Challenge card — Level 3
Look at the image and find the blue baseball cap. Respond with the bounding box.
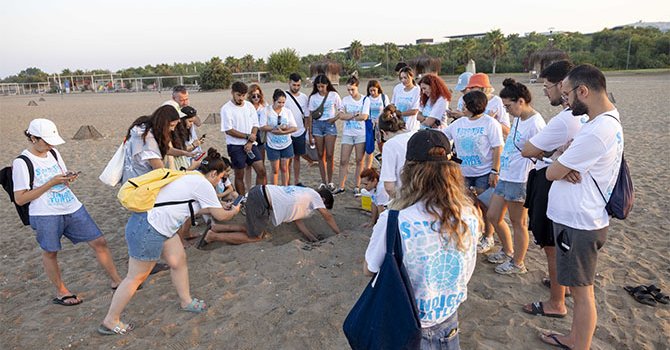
[454,72,474,92]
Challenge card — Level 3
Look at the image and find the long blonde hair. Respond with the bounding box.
[390,148,480,251]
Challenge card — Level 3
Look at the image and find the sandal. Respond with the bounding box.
[180,298,207,313]
[196,221,212,250]
[97,322,134,335]
[52,295,82,306]
[646,285,670,304]
[522,301,567,318]
[540,333,572,349]
[624,285,657,306]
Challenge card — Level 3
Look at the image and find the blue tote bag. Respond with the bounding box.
[343,210,421,350]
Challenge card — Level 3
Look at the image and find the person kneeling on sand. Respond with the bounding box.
[199,185,340,246]
[98,148,238,335]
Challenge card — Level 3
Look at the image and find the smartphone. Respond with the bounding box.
[232,195,246,206]
[194,152,206,161]
[66,171,82,177]
[200,133,207,140]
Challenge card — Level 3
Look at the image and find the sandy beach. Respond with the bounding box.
[0,72,669,349]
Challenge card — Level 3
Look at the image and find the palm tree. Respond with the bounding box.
[455,39,477,65]
[486,29,507,74]
[348,40,364,62]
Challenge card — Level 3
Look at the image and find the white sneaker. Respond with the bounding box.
[327,183,336,192]
[477,236,495,254]
[318,183,327,190]
[495,260,528,275]
[487,250,512,264]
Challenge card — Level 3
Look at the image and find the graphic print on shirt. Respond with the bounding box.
[34,163,76,205]
[395,95,415,125]
[399,215,479,322]
[344,101,364,132]
[266,113,291,145]
[500,124,522,171]
[455,127,487,167]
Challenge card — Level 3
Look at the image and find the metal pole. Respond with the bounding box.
[625,34,632,70]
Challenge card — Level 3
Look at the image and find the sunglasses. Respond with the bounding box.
[250,94,261,99]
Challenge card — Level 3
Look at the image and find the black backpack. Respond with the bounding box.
[0,150,58,225]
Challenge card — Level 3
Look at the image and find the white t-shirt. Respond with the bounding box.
[529,108,587,169]
[284,91,309,137]
[12,149,82,216]
[547,110,624,230]
[122,126,162,183]
[362,94,389,123]
[148,174,222,237]
[216,178,233,195]
[341,95,366,137]
[221,100,259,146]
[420,96,449,130]
[371,182,390,206]
[444,115,504,177]
[456,95,465,112]
[308,91,342,122]
[391,84,421,131]
[486,95,511,128]
[266,185,326,226]
[380,131,416,190]
[499,113,546,183]
[260,106,297,150]
[365,204,480,327]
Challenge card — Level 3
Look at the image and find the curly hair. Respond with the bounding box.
[418,73,452,107]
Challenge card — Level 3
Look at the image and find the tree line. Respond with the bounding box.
[3,26,668,90]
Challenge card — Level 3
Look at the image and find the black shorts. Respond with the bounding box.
[227,144,262,169]
[525,168,554,247]
[291,131,307,156]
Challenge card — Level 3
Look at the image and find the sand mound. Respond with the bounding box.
[27,100,38,106]
[203,113,220,124]
[72,125,103,140]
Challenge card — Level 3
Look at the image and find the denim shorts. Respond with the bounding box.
[421,311,460,349]
[266,145,295,161]
[227,144,262,169]
[464,174,490,192]
[30,205,102,252]
[312,119,338,137]
[494,180,527,202]
[291,132,306,156]
[341,134,366,145]
[125,212,168,261]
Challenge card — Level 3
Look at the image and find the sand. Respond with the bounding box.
[0,72,669,349]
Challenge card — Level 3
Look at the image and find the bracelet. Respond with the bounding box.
[490,170,499,175]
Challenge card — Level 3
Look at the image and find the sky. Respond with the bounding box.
[1,0,668,79]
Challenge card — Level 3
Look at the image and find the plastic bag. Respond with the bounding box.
[99,141,126,186]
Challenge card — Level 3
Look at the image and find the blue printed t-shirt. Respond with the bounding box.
[365,203,480,327]
[362,94,388,123]
[340,95,366,137]
[12,149,82,216]
[499,113,545,183]
[444,115,504,177]
[308,91,342,122]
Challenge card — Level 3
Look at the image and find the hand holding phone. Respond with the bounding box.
[194,152,206,161]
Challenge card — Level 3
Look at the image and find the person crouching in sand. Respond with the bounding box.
[198,185,340,246]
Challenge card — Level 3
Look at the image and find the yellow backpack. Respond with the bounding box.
[117,169,203,224]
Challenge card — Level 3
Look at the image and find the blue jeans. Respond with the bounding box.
[420,312,460,350]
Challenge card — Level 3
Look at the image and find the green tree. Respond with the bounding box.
[267,48,301,80]
[348,40,364,62]
[486,29,507,74]
[240,54,256,72]
[199,56,232,90]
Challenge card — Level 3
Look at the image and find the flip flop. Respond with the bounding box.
[112,283,143,291]
[624,285,657,306]
[522,301,567,318]
[542,277,572,297]
[52,295,82,306]
[97,322,134,335]
[646,285,669,304]
[149,262,170,275]
[540,333,572,349]
[196,221,212,250]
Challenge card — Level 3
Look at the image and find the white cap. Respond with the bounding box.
[27,119,65,145]
[161,100,186,118]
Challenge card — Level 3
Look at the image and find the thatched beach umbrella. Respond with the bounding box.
[408,55,441,76]
[529,47,569,76]
[309,60,342,85]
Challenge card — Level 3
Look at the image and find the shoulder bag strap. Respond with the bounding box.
[154,199,197,225]
[588,113,619,204]
[385,210,402,259]
[16,155,35,190]
[286,91,305,117]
